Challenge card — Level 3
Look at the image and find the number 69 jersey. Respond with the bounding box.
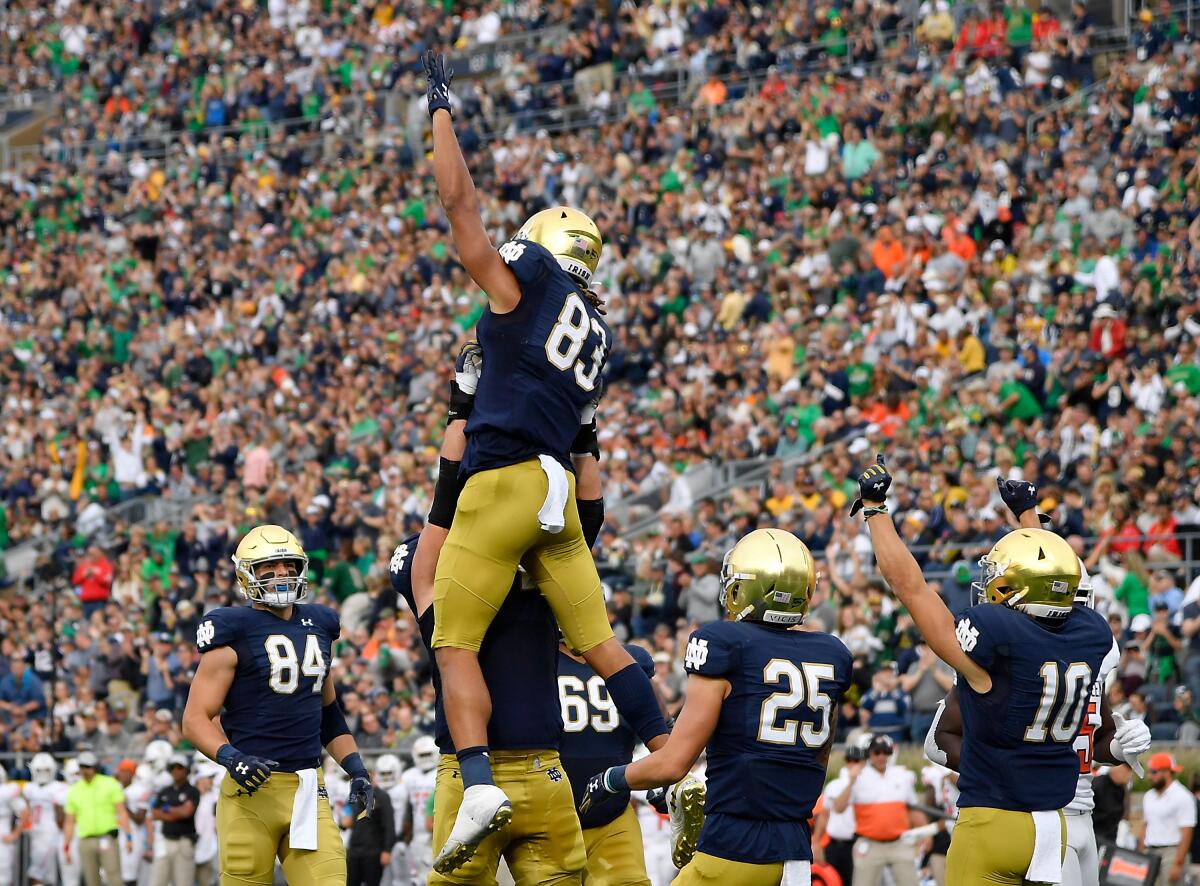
[463,237,611,477]
[953,603,1118,812]
[683,621,852,865]
[558,644,656,830]
[195,603,339,772]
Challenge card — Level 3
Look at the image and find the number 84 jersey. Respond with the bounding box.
[464,238,611,477]
[953,603,1118,812]
[195,603,339,772]
[683,621,852,865]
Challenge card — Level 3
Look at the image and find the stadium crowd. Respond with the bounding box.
[1,0,1200,880]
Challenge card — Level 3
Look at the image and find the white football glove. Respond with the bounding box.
[1109,712,1150,777]
[900,823,940,845]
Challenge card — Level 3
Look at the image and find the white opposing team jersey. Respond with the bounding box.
[921,764,960,833]
[0,784,25,836]
[1066,642,1121,813]
[125,780,154,817]
[398,768,436,840]
[385,783,407,833]
[23,781,67,835]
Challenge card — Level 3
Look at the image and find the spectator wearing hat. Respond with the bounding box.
[148,754,199,886]
[63,750,133,886]
[1142,752,1196,885]
[832,734,921,886]
[142,634,181,712]
[0,655,46,723]
[860,663,911,742]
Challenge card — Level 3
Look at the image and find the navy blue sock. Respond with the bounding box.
[456,746,494,789]
[605,662,669,746]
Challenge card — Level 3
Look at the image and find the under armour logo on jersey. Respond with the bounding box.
[196,621,215,648]
[547,767,563,782]
[236,763,249,775]
[301,618,314,627]
[684,637,709,670]
[955,618,980,653]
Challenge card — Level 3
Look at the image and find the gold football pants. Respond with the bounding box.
[216,771,345,885]
[946,807,1067,885]
[674,851,784,885]
[582,804,651,886]
[429,750,586,886]
[431,459,614,655]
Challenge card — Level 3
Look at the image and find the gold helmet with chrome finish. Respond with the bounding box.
[516,206,603,288]
[720,528,817,625]
[232,524,309,607]
[974,528,1080,620]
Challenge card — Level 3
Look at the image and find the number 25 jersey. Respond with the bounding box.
[464,238,611,476]
[683,621,852,864]
[954,603,1118,812]
[195,603,339,771]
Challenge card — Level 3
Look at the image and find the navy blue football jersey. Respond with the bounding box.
[389,535,561,753]
[954,603,1118,811]
[558,644,655,830]
[683,621,852,865]
[195,603,338,771]
[463,239,611,476]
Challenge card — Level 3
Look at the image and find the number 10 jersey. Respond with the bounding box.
[682,620,852,865]
[953,602,1118,812]
[195,603,339,771]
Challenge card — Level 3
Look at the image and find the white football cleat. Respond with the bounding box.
[433,783,512,874]
[667,772,706,869]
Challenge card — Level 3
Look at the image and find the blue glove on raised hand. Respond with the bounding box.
[997,478,1051,523]
[215,744,276,795]
[423,50,453,119]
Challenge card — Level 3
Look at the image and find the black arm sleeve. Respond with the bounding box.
[578,497,605,549]
[427,458,466,529]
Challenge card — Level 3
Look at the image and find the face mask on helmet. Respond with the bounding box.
[412,738,439,772]
[30,753,57,785]
[236,554,309,607]
[375,754,401,789]
[972,529,1077,622]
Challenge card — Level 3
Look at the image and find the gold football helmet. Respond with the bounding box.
[720,528,817,625]
[974,528,1079,620]
[516,206,603,288]
[232,524,309,607]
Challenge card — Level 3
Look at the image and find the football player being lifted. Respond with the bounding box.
[925,479,1151,886]
[581,529,853,886]
[182,525,376,885]
[422,51,668,873]
[855,456,1123,884]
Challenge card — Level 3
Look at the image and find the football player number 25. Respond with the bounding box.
[1025,661,1092,742]
[558,674,620,733]
[544,292,608,392]
[265,634,327,695]
[758,659,835,748]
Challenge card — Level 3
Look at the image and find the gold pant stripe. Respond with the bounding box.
[431,460,613,654]
[946,807,1066,886]
[429,751,586,885]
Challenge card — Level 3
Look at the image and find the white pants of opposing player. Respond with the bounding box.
[28,834,59,884]
[58,836,81,886]
[1061,811,1099,886]
[0,840,14,886]
[120,827,146,884]
[408,835,433,885]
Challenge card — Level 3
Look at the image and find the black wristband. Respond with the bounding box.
[570,421,599,460]
[428,458,465,529]
[446,380,474,426]
[578,497,605,549]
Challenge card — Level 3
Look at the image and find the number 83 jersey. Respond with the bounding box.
[464,238,612,477]
[683,621,852,865]
[195,603,339,772]
[953,603,1118,812]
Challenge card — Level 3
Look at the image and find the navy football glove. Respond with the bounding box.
[646,787,669,816]
[996,478,1051,523]
[341,752,376,820]
[579,766,627,816]
[423,50,453,119]
[215,744,276,795]
[850,454,892,516]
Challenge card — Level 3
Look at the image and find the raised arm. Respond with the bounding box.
[424,52,521,314]
[854,456,992,694]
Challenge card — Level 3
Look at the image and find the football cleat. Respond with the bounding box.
[666,772,706,869]
[454,340,483,396]
[433,783,512,874]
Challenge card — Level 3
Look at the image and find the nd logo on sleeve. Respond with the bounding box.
[955,618,979,653]
[685,638,709,669]
[197,621,216,648]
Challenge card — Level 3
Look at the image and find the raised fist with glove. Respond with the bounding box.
[850,454,892,517]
